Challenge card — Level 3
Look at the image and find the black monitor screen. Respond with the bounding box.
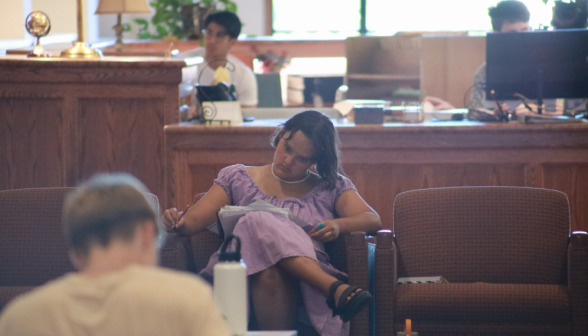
[486,29,588,101]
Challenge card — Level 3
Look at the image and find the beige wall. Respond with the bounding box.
[32,0,76,35]
[0,0,30,39]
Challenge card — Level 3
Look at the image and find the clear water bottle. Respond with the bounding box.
[214,235,247,335]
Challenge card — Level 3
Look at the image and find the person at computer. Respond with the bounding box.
[162,110,381,336]
[179,11,258,108]
[0,174,231,336]
[425,0,530,114]
[426,0,587,117]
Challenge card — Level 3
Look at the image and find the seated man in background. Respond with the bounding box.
[426,0,587,116]
[179,11,258,108]
[0,174,230,336]
[425,0,530,113]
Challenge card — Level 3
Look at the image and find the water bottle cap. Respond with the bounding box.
[218,251,241,262]
[218,235,242,262]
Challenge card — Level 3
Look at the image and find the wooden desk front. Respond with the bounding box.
[0,56,184,199]
[164,121,588,231]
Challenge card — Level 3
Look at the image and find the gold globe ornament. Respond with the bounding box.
[25,11,52,58]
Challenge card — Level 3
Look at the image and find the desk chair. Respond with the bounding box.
[375,187,588,336]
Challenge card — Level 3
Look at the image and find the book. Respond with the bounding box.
[209,199,308,240]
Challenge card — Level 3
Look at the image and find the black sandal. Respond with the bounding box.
[326,280,373,322]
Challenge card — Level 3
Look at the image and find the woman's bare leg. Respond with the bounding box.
[251,265,300,330]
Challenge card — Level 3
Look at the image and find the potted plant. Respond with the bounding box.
[132,0,237,40]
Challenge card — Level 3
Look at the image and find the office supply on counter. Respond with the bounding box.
[201,101,242,125]
[354,105,384,124]
[517,112,586,124]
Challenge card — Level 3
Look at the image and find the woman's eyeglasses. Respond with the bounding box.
[202,29,230,40]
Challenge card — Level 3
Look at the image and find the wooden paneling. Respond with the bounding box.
[78,98,166,196]
[165,122,588,232]
[0,56,184,200]
[0,98,65,189]
[421,35,486,108]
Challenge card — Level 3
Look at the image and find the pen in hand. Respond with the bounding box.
[173,204,191,230]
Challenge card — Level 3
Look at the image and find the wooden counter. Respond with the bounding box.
[0,56,185,199]
[165,120,588,231]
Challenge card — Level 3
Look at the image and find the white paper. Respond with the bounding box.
[210,199,308,240]
[202,101,242,125]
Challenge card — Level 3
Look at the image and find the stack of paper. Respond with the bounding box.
[210,199,308,240]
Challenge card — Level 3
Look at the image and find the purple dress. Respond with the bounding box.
[200,164,356,336]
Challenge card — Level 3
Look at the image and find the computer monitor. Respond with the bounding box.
[486,29,588,108]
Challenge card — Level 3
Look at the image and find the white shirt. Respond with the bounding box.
[179,48,258,106]
[0,265,231,336]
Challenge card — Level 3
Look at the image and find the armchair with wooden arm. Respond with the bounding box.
[159,194,373,336]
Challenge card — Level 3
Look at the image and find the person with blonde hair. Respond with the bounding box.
[0,173,230,336]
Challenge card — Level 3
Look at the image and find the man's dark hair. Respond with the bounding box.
[63,173,159,257]
[205,11,241,39]
[271,110,342,189]
[489,1,531,31]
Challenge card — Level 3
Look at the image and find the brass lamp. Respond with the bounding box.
[61,0,102,58]
[95,0,152,51]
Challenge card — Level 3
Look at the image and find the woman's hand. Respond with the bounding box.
[162,207,186,232]
[308,220,341,243]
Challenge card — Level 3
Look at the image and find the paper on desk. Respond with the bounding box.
[210,199,308,240]
[333,101,355,117]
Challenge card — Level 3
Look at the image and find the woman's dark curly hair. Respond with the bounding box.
[271,110,342,189]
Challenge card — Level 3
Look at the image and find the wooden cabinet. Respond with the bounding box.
[420,35,486,108]
[0,56,184,200]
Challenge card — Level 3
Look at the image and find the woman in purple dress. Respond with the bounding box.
[162,110,382,336]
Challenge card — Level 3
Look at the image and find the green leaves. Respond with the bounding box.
[224,1,237,12]
[129,0,237,40]
[156,24,169,36]
[134,18,149,25]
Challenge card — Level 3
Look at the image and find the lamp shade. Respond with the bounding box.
[95,0,151,14]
